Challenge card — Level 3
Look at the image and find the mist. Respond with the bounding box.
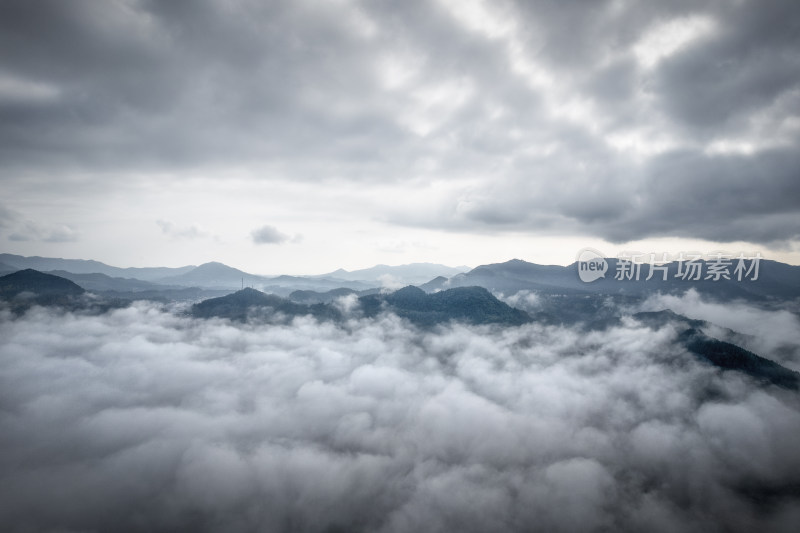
[1,301,800,532]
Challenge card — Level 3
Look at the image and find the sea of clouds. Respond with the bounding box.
[1,296,800,533]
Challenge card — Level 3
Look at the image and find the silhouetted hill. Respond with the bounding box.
[0,269,85,298]
[191,288,340,322]
[359,286,531,327]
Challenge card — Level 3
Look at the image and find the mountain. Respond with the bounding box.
[0,254,380,295]
[681,328,799,390]
[191,285,530,327]
[359,285,531,327]
[158,263,376,292]
[317,263,470,284]
[447,258,800,302]
[0,269,85,298]
[4,254,797,304]
[0,253,195,281]
[290,287,357,303]
[158,261,263,289]
[633,310,799,390]
[0,269,96,313]
[448,259,590,294]
[419,276,449,293]
[191,287,340,322]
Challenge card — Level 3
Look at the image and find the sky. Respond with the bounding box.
[1,0,799,274]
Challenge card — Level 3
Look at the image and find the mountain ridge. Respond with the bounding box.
[2,254,798,303]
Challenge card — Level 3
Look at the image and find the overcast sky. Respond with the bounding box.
[1,0,799,273]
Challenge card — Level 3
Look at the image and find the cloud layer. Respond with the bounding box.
[1,301,800,532]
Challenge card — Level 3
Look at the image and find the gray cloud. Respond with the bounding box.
[156,219,210,240]
[251,225,290,245]
[652,0,800,132]
[0,204,18,229]
[1,300,799,532]
[0,0,798,246]
[426,146,800,244]
[12,223,79,243]
[0,203,79,243]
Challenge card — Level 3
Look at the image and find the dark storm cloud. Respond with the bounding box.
[0,0,402,173]
[653,0,800,133]
[1,0,799,244]
[1,300,800,532]
[428,145,800,244]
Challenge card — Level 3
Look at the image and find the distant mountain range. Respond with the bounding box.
[45,270,177,292]
[0,253,195,280]
[1,253,798,305]
[0,254,466,292]
[446,258,800,302]
[3,267,798,389]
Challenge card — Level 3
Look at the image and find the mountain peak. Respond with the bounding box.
[195,261,241,271]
